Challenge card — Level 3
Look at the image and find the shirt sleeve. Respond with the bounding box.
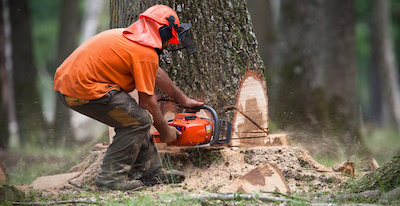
[132,60,158,95]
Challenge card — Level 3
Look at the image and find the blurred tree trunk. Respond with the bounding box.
[110,0,265,119]
[53,0,79,145]
[0,0,9,148]
[80,0,105,43]
[9,0,47,145]
[371,0,400,131]
[246,0,278,92]
[272,0,361,155]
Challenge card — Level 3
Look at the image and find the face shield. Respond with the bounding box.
[177,23,196,55]
[166,23,196,55]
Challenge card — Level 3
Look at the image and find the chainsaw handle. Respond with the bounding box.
[186,105,221,145]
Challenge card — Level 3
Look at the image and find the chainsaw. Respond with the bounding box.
[153,105,232,147]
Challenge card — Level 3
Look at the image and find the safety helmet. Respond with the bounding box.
[140,5,180,44]
[123,5,196,54]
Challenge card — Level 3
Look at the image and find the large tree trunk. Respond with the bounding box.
[371,0,400,131]
[53,0,80,145]
[271,0,360,155]
[110,0,265,120]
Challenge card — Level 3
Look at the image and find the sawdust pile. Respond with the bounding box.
[25,144,349,197]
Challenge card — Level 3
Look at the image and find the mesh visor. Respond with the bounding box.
[177,23,196,54]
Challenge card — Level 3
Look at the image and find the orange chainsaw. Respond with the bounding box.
[153,105,232,147]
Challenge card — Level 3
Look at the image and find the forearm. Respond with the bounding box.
[155,67,187,104]
[138,92,169,135]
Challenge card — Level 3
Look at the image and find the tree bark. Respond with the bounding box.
[53,0,80,145]
[371,0,400,131]
[110,0,265,119]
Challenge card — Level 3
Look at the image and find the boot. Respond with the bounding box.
[95,177,144,191]
[95,162,144,191]
[140,168,185,186]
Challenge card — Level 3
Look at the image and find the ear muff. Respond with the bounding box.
[159,15,178,42]
[159,25,173,42]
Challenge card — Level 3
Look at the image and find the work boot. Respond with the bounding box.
[140,168,185,186]
[95,162,144,191]
[95,177,144,191]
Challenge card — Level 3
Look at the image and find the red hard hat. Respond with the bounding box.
[139,5,180,44]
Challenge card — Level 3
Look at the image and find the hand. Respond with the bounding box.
[180,97,204,108]
[160,125,181,143]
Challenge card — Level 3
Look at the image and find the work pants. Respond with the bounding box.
[57,90,162,184]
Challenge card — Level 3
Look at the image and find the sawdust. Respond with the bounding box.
[22,144,350,199]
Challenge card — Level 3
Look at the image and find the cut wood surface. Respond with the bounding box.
[218,162,290,194]
[231,72,269,147]
[30,172,80,190]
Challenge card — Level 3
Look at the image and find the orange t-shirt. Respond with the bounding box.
[53,28,159,100]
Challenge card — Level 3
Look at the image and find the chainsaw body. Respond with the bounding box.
[153,105,231,146]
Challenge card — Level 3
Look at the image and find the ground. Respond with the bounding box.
[1,137,398,205]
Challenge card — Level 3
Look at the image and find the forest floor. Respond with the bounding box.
[1,133,398,205]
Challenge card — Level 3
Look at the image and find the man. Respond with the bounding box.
[53,5,203,190]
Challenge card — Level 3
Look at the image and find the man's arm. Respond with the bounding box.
[138,92,179,143]
[156,67,203,107]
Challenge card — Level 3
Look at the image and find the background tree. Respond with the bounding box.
[110,0,265,120]
[251,0,361,156]
[52,0,80,145]
[0,0,8,148]
[370,0,400,131]
[9,0,47,145]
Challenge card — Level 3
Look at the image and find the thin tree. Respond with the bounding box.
[371,0,400,131]
[53,0,80,145]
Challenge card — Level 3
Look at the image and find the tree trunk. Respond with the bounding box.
[110,0,265,120]
[371,0,400,131]
[0,0,8,148]
[272,0,360,155]
[80,0,105,43]
[53,0,80,145]
[9,0,47,145]
[246,0,279,86]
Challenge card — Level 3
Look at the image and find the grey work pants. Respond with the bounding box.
[57,90,162,184]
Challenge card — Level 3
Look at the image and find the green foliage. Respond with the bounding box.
[29,0,61,72]
[347,153,400,193]
[7,144,86,185]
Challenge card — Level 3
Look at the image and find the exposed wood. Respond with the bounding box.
[360,157,379,171]
[332,160,355,176]
[231,72,268,148]
[265,133,289,146]
[30,172,80,190]
[218,162,290,194]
